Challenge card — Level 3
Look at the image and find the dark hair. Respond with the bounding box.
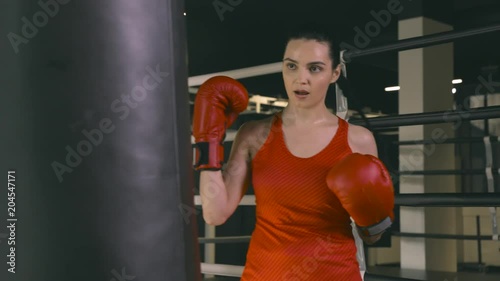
[285,22,341,69]
[284,22,362,122]
[285,24,379,149]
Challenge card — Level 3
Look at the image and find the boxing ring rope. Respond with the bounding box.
[187,24,500,89]
[188,62,282,87]
[198,236,251,244]
[392,232,493,241]
[364,272,425,281]
[348,105,500,129]
[342,23,500,60]
[391,193,500,207]
[364,274,422,281]
[194,194,500,208]
[198,231,499,244]
[397,169,500,175]
[193,106,500,143]
[200,262,244,277]
[198,229,500,244]
[395,136,500,145]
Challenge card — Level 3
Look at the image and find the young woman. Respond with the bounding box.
[192,24,391,280]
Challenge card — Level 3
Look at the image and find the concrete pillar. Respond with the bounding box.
[398,0,460,272]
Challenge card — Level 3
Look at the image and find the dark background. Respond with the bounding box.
[184,0,500,115]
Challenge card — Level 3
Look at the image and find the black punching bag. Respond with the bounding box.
[0,0,201,280]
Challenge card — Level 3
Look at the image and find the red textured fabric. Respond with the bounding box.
[241,112,362,281]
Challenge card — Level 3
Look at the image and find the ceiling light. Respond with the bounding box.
[386,79,462,93]
[385,86,400,92]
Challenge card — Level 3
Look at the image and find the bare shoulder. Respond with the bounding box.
[236,115,273,137]
[234,115,275,159]
[347,123,378,156]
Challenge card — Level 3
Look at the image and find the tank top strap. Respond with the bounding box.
[252,111,283,160]
[336,117,349,145]
[319,116,352,158]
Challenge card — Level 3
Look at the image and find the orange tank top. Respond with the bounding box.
[241,112,361,281]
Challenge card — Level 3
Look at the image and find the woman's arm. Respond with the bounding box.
[348,124,378,157]
[347,124,385,244]
[199,122,254,225]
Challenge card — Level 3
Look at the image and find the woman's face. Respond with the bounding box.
[282,39,340,109]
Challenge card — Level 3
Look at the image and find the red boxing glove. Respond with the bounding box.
[192,76,248,170]
[326,153,395,236]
